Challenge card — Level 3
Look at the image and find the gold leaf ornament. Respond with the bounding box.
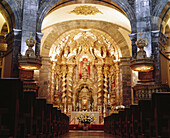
[69,5,103,16]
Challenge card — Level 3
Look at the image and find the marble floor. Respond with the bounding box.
[59,130,115,138]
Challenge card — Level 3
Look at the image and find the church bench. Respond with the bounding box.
[0,79,70,137]
[129,104,140,138]
[138,100,155,137]
[34,98,47,137]
[0,79,23,138]
[45,104,53,137]
[119,110,127,137]
[104,92,170,137]
[124,108,131,137]
[104,115,111,133]
[51,107,59,137]
[152,92,170,138]
[23,91,37,137]
[110,113,119,136]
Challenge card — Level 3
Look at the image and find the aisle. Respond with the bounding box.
[60,130,115,138]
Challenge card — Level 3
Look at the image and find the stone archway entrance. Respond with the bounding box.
[40,28,129,123]
[38,2,132,124]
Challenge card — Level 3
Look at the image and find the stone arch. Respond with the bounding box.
[41,20,131,58]
[152,0,170,30]
[37,0,136,32]
[0,0,21,31]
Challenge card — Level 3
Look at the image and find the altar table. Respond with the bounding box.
[70,111,99,124]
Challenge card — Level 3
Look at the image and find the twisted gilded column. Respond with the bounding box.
[96,64,103,122]
[67,64,74,115]
[47,61,55,104]
[53,65,61,107]
[115,62,121,105]
[109,65,116,108]
[103,65,109,117]
[61,65,67,113]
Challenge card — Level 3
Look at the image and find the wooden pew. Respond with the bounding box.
[138,100,155,137]
[23,91,36,137]
[0,78,23,138]
[0,79,70,137]
[124,108,131,137]
[45,104,53,137]
[104,115,111,133]
[152,92,170,138]
[129,104,140,138]
[119,110,126,137]
[34,98,46,137]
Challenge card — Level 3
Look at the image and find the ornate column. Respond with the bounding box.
[103,65,109,117]
[67,64,74,115]
[96,64,103,122]
[47,61,55,104]
[61,65,67,113]
[115,62,121,105]
[53,64,61,107]
[109,65,116,109]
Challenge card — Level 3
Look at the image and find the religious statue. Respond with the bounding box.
[82,59,89,73]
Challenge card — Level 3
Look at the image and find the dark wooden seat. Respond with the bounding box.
[0,78,23,138]
[0,79,69,138]
[152,92,170,138]
[138,100,155,137]
[104,92,170,138]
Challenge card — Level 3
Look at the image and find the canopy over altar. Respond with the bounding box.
[70,111,99,124]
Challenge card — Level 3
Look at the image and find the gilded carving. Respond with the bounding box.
[69,5,103,16]
[47,29,122,120]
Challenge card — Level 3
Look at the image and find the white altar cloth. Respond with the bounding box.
[70,111,99,124]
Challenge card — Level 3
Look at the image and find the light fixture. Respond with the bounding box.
[18,32,42,70]
[130,33,154,72]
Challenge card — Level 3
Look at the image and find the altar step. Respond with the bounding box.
[69,124,104,130]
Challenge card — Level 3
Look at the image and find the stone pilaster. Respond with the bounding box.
[135,0,152,57]
[120,57,132,107]
[151,30,161,84]
[39,57,50,101]
[36,32,44,56]
[129,33,137,58]
[21,0,39,55]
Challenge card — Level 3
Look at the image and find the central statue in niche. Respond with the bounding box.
[79,58,90,79]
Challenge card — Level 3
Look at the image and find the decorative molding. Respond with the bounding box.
[69,5,103,16]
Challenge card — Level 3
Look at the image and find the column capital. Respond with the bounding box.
[36,32,44,39]
[151,30,160,38]
[129,33,137,41]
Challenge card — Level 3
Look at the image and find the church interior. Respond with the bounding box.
[0,0,170,137]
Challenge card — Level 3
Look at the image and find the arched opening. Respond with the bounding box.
[0,12,8,78]
[158,2,170,88]
[38,1,132,123]
[0,1,21,78]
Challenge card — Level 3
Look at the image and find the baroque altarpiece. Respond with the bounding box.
[47,29,122,121]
